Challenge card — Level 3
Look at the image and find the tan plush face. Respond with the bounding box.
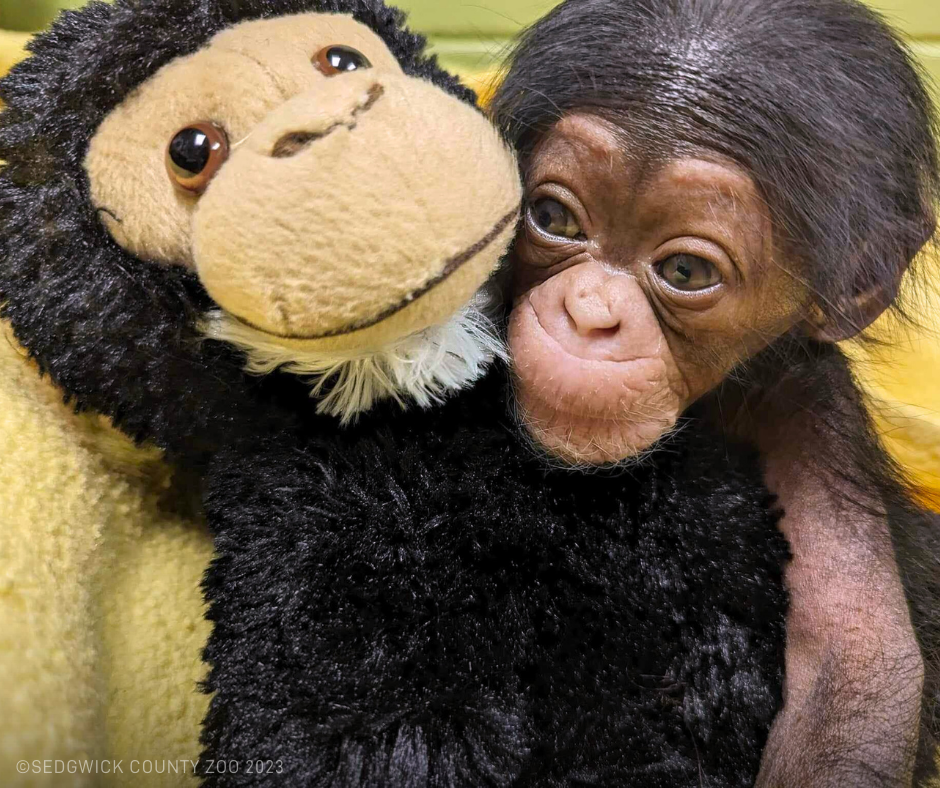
[85,13,521,351]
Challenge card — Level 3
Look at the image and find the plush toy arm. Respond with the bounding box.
[510,437,790,788]
[200,433,531,787]
[0,329,211,782]
[668,612,789,788]
[0,338,109,782]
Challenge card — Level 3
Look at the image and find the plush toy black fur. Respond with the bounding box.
[0,1,790,785]
[201,368,788,787]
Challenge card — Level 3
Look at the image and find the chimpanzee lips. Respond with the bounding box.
[508,296,682,462]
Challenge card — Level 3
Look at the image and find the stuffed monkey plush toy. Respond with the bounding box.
[0,0,512,781]
[0,1,788,786]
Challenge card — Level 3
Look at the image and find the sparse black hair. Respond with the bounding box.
[490,0,939,334]
[0,0,472,463]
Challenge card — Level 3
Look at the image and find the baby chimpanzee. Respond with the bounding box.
[491,0,940,785]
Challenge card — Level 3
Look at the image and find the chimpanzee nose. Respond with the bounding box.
[564,279,622,338]
[269,83,385,158]
[527,261,663,363]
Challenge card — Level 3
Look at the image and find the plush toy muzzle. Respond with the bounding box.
[194,72,519,344]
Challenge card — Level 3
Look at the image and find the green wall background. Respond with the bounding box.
[2,0,938,97]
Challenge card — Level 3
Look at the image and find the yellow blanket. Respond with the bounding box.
[844,274,940,510]
[0,325,210,786]
[0,30,28,76]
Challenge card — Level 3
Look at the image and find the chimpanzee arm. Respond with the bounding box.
[752,414,923,788]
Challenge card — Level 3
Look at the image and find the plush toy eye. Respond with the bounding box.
[165,122,230,194]
[657,254,722,291]
[528,198,583,240]
[314,46,372,76]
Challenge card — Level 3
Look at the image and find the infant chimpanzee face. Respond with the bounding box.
[509,114,807,465]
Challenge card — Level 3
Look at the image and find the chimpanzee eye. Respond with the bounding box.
[528,198,583,240]
[657,254,722,291]
[314,46,372,76]
[165,122,229,194]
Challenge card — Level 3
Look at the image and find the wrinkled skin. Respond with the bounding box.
[509,114,923,787]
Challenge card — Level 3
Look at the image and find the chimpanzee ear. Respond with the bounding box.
[803,211,936,343]
[801,273,906,343]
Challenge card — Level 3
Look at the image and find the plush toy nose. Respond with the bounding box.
[241,72,387,161]
[269,83,385,159]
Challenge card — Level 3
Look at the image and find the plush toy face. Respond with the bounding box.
[0,0,521,443]
[85,12,520,353]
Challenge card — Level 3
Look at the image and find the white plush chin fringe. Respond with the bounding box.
[201,291,507,425]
